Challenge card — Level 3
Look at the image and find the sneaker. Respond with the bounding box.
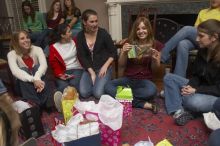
[174,110,194,126]
[53,91,63,112]
[159,90,165,98]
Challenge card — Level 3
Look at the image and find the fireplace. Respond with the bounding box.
[106,0,209,41]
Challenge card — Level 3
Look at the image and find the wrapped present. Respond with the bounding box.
[61,86,79,124]
[116,86,133,118]
[99,123,121,146]
[62,100,76,124]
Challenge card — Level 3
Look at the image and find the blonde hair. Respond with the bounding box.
[10,30,32,55]
[0,93,21,146]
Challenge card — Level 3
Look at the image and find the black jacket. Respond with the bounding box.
[188,50,220,97]
[77,28,117,70]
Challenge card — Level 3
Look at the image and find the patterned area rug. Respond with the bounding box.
[36,97,210,146]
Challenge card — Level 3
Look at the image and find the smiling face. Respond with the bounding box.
[18,32,31,52]
[83,14,98,33]
[196,31,216,48]
[136,21,148,40]
[210,0,220,8]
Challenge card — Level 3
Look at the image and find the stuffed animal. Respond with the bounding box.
[62,86,79,100]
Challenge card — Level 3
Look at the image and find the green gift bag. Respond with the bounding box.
[115,86,133,100]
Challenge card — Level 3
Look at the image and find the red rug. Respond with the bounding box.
[36,97,210,146]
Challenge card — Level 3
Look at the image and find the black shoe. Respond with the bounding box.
[175,111,194,126]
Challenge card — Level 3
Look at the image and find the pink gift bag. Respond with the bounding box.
[118,100,132,118]
[99,123,121,146]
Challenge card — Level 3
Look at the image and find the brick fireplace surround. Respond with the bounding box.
[106,0,209,41]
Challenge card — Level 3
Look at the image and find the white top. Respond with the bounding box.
[7,45,47,82]
[54,40,82,70]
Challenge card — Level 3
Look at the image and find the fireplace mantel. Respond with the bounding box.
[106,0,208,41]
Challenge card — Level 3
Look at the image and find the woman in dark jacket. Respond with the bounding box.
[163,19,220,126]
[77,9,117,99]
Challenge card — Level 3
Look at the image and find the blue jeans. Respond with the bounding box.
[17,65,52,107]
[55,69,83,92]
[0,79,7,94]
[208,129,220,146]
[161,26,197,77]
[79,68,112,99]
[164,73,218,114]
[105,77,157,108]
[30,29,49,49]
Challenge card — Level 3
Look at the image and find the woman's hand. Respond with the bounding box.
[121,43,132,54]
[151,49,160,61]
[90,71,96,85]
[33,80,45,93]
[99,64,108,78]
[181,85,196,96]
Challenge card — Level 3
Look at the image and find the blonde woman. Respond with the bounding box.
[7,30,52,109]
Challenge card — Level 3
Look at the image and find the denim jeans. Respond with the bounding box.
[30,29,49,49]
[164,73,218,114]
[105,77,157,108]
[0,79,7,94]
[55,69,83,92]
[161,26,197,77]
[208,129,220,146]
[17,65,51,107]
[79,67,112,99]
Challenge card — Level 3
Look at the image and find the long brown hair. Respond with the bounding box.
[197,19,220,63]
[10,30,32,55]
[22,0,36,23]
[128,17,154,47]
[47,0,62,20]
[63,0,76,17]
[0,93,21,146]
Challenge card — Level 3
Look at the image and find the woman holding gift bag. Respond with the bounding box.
[77,9,117,99]
[105,17,164,114]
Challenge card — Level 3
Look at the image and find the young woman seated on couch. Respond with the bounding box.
[105,16,164,114]
[163,19,220,126]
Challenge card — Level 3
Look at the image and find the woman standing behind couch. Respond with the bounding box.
[63,0,82,37]
[49,23,83,93]
[7,30,52,109]
[105,17,163,114]
[164,19,220,126]
[77,9,117,99]
[22,0,48,49]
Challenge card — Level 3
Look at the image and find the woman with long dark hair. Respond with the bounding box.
[63,0,82,36]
